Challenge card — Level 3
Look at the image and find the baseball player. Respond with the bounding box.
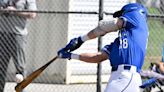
[58,3,148,92]
[140,64,164,91]
[140,45,164,89]
[0,0,37,92]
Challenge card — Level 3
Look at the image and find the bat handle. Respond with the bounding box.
[15,84,22,92]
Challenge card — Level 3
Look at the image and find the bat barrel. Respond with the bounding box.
[14,56,58,91]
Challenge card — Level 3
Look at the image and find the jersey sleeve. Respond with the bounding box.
[120,14,137,29]
[101,43,114,55]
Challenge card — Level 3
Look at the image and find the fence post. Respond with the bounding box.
[97,0,103,92]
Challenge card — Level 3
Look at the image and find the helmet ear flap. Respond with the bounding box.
[113,10,124,18]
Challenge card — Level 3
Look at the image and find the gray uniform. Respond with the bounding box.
[0,0,37,91]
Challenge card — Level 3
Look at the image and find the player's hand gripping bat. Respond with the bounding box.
[15,56,58,92]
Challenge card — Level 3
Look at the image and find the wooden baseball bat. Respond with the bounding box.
[15,56,58,92]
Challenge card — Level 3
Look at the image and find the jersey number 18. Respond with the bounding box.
[119,38,128,49]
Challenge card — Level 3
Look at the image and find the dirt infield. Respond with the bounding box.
[4,82,164,92]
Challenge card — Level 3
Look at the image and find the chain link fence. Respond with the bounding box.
[0,0,163,92]
[138,0,164,69]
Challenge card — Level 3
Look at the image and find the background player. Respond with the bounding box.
[58,3,148,92]
[0,0,37,92]
[140,45,164,91]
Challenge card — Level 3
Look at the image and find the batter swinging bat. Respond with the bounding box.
[15,56,58,92]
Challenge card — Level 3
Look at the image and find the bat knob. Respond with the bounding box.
[15,83,22,92]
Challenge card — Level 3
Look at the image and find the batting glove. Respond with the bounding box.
[57,48,72,59]
[64,37,84,52]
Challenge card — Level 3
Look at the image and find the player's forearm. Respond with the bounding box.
[149,61,164,73]
[87,27,106,39]
[71,52,108,63]
[83,28,101,40]
[4,6,37,19]
[14,12,37,19]
[83,19,121,41]
[152,61,163,67]
[81,26,116,42]
[79,53,103,63]
[80,27,104,43]
[159,62,164,73]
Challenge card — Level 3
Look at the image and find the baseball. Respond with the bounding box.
[15,74,24,83]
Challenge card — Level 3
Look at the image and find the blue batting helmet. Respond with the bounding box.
[121,3,148,15]
[113,3,148,18]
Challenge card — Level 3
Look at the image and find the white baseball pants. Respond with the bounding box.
[104,65,142,92]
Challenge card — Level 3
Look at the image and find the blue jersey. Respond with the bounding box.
[102,3,149,72]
